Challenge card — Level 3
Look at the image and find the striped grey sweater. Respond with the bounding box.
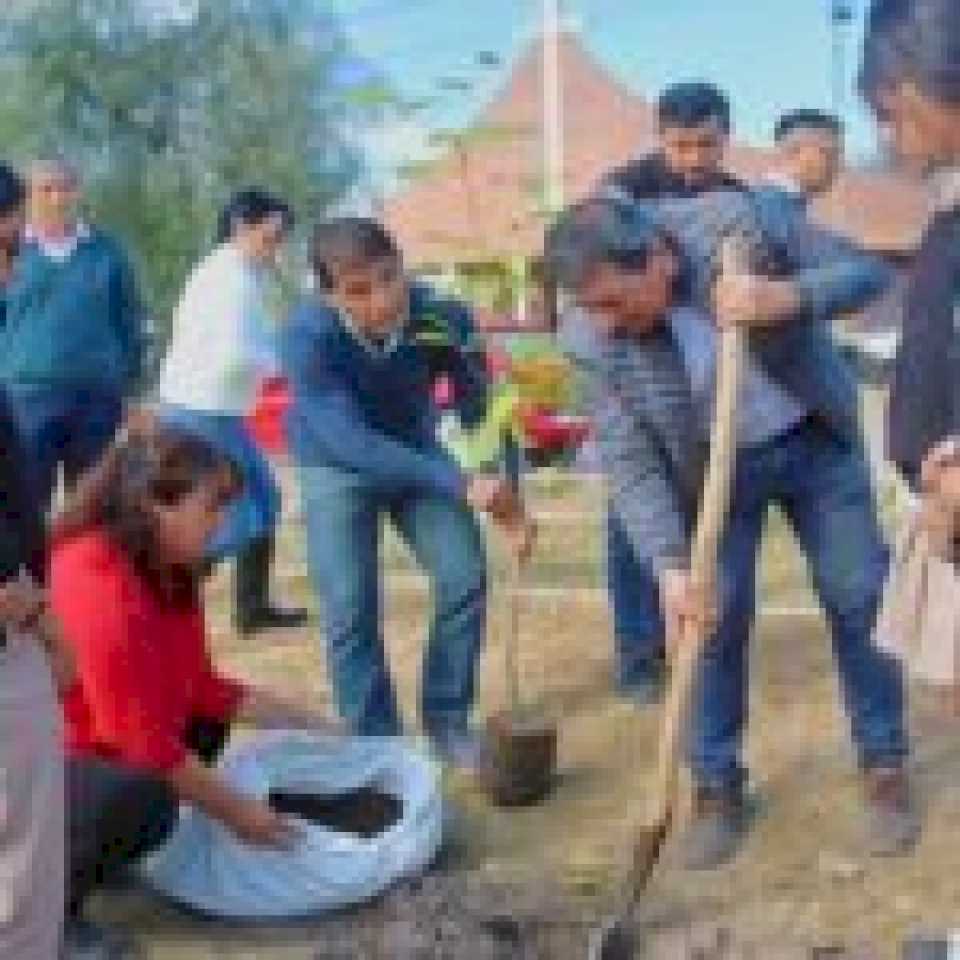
[583,312,708,576]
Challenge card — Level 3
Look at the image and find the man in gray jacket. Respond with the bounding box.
[567,83,893,709]
[546,197,915,870]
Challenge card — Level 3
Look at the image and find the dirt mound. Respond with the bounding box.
[309,875,883,959]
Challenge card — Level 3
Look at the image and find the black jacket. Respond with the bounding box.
[603,151,750,200]
[888,204,960,485]
[0,391,45,648]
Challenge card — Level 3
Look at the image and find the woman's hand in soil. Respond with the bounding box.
[228,795,302,850]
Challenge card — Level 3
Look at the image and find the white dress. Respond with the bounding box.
[0,636,64,960]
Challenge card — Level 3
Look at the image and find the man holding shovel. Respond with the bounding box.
[545,197,916,871]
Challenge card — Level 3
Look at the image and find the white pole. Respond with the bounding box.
[542,0,564,215]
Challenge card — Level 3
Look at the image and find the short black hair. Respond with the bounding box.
[0,164,25,217]
[774,109,844,142]
[656,81,731,132]
[216,188,294,245]
[860,0,960,108]
[308,217,400,292]
[544,197,685,293]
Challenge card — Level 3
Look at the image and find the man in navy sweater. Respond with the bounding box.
[0,156,146,509]
[282,217,527,770]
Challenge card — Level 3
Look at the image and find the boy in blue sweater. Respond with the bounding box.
[0,156,146,508]
[283,217,526,769]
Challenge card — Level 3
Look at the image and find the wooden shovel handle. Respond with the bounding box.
[631,235,749,885]
[502,431,524,716]
[505,551,522,716]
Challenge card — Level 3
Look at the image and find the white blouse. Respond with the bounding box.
[153,243,279,414]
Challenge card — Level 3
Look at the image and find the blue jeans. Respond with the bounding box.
[157,407,280,561]
[606,510,665,687]
[688,419,907,791]
[4,383,123,509]
[299,466,487,737]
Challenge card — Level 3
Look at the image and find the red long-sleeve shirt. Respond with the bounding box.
[51,531,248,775]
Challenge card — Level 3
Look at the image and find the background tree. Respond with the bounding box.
[0,0,387,361]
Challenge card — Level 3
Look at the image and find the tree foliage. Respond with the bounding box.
[0,0,379,339]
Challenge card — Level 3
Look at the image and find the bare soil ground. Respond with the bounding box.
[91,468,960,959]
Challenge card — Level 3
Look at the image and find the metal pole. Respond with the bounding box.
[542,0,564,215]
[830,0,854,115]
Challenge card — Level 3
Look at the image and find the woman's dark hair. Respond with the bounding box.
[53,422,242,605]
[0,164,25,217]
[308,217,400,292]
[216,188,294,246]
[860,0,960,109]
[544,197,690,300]
[657,81,731,132]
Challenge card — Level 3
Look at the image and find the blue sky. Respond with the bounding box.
[331,0,883,190]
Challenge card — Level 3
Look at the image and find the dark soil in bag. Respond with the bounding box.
[268,787,402,838]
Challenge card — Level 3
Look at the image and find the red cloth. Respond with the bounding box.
[246,376,291,455]
[51,531,248,775]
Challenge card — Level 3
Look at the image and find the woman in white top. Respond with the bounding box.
[152,189,306,633]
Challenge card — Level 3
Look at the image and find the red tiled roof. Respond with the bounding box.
[384,34,928,264]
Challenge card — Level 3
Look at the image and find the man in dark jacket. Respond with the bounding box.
[0,155,146,509]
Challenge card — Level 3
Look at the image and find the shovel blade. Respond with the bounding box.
[587,917,636,960]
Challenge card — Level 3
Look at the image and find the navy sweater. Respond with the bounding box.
[281,283,488,499]
[0,228,145,391]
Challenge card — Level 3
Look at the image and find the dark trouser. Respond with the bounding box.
[606,510,666,687]
[3,383,124,511]
[687,419,908,791]
[155,407,294,628]
[66,718,229,916]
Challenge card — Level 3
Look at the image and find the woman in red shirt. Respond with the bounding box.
[50,420,338,953]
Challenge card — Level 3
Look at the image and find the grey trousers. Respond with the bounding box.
[0,637,64,960]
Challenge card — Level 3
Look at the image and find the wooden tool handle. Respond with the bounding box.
[502,430,524,716]
[647,327,744,832]
[508,557,524,715]
[630,234,748,893]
